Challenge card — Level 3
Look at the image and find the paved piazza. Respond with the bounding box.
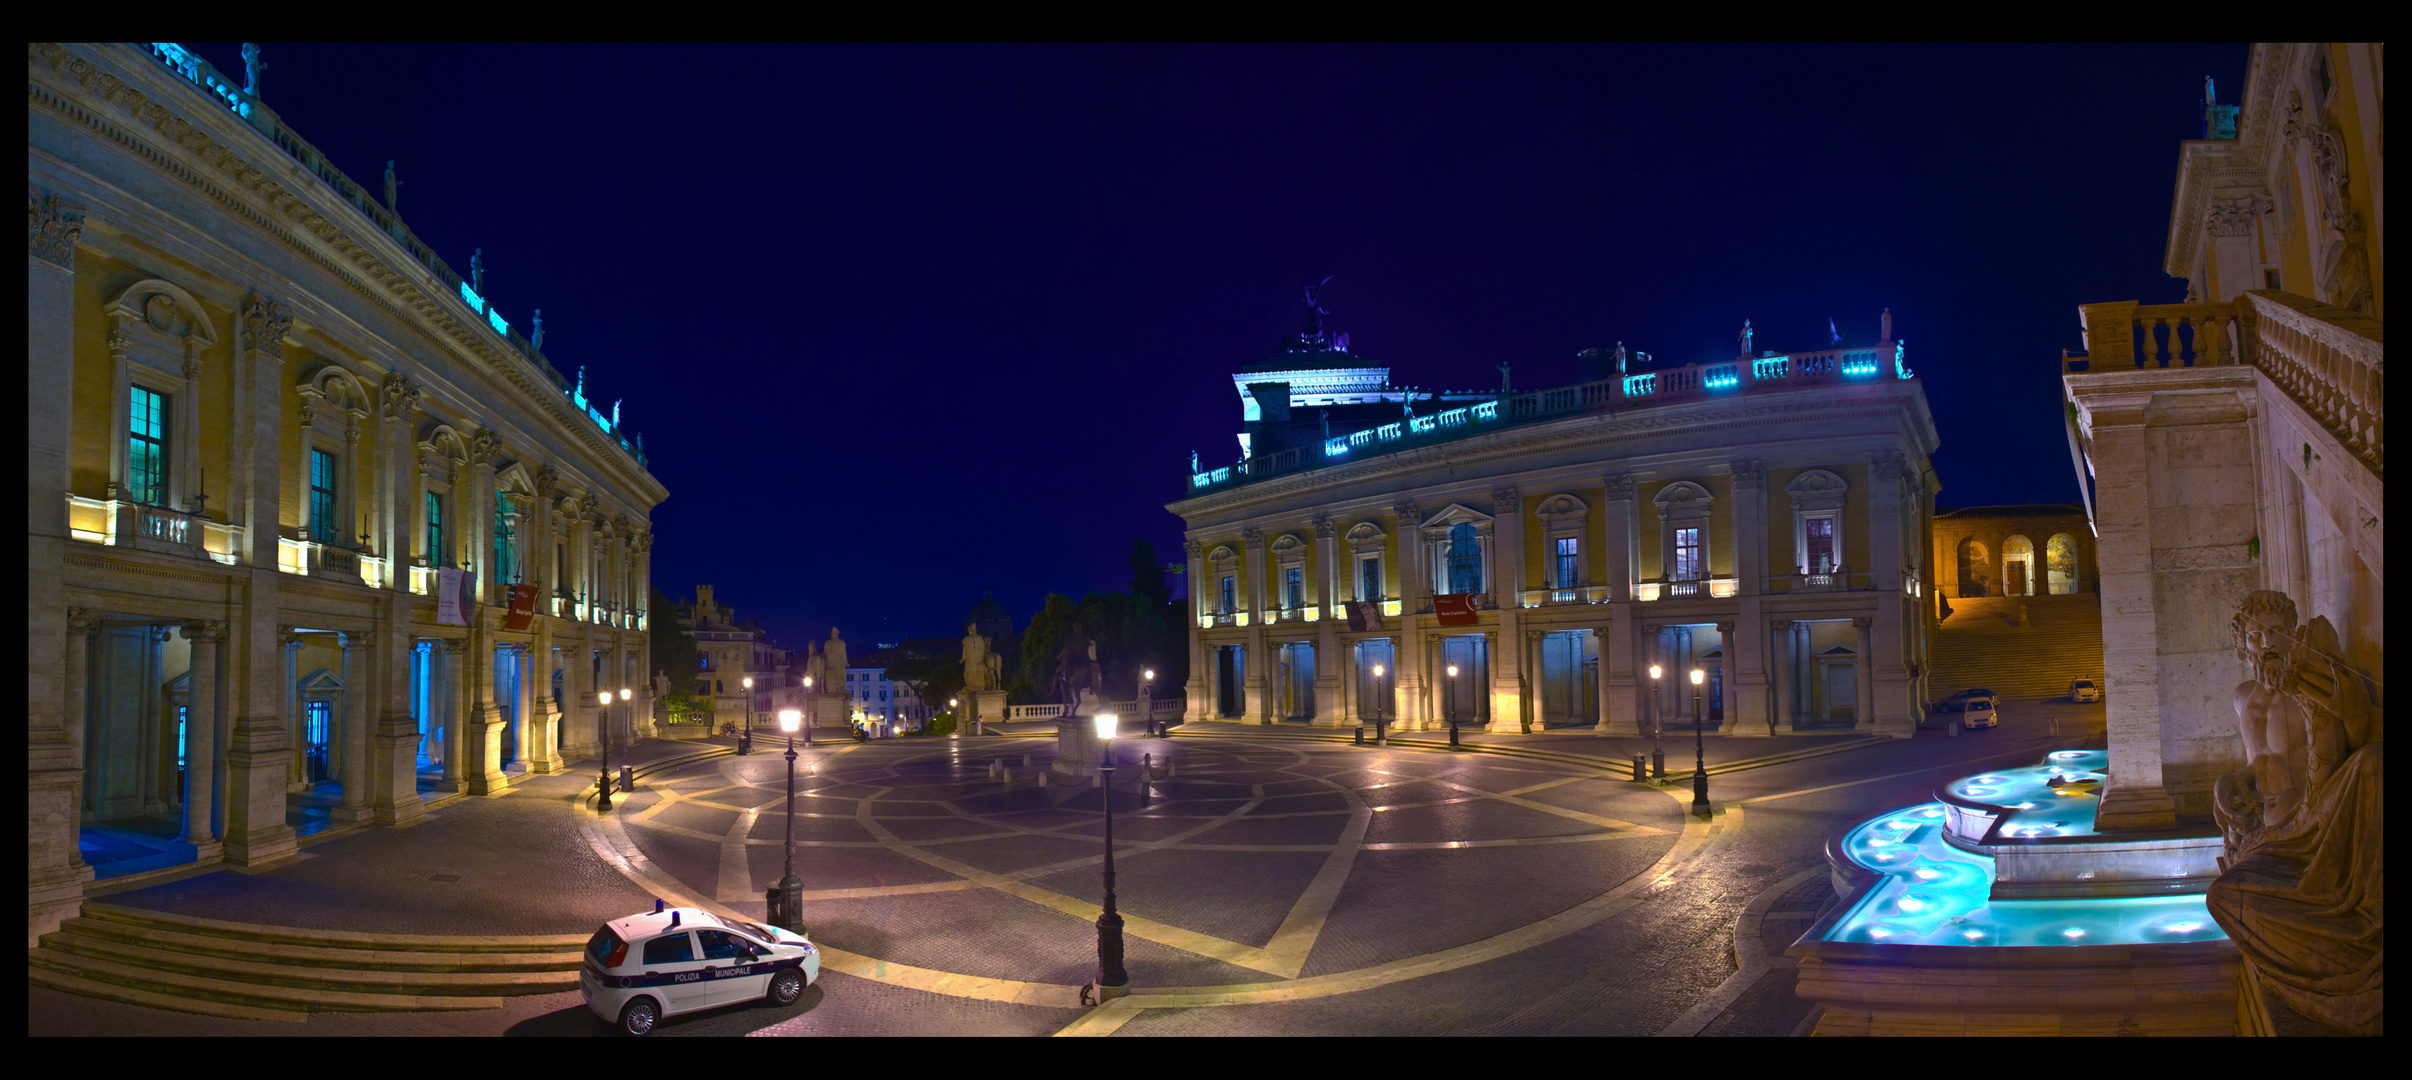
[32,706,2106,1036]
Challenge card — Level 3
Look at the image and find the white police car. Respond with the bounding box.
[581,903,819,1035]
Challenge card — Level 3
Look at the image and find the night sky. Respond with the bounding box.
[185,43,2245,651]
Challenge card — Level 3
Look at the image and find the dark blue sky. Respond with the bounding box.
[187,43,2244,650]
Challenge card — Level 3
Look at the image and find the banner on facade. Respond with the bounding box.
[1432,593,1480,627]
[1347,600,1384,632]
[503,584,540,630]
[436,567,471,626]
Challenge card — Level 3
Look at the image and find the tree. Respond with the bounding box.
[649,587,703,696]
[1007,546,1188,706]
[882,653,963,728]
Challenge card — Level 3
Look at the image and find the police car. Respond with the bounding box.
[581,903,819,1035]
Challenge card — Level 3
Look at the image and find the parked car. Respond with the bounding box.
[2070,678,2100,703]
[581,904,819,1035]
[1958,695,1998,729]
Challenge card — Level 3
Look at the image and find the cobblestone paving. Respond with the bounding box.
[40,707,2105,1036]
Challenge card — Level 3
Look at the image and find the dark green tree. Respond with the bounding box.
[649,587,703,695]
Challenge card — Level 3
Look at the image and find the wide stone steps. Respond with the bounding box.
[1929,594,2105,699]
[27,903,584,1020]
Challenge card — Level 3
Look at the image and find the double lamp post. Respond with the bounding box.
[1646,664,1712,816]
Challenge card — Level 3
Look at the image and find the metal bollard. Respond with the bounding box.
[1652,748,1666,781]
[1949,718,1961,737]
[1354,726,1366,746]
[1449,723,1461,751]
[1632,755,1648,782]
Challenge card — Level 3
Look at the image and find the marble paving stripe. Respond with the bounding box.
[1252,786,1373,978]
[715,803,760,902]
[1358,831,1667,852]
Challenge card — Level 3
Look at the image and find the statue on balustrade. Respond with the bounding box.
[2208,590,2384,1034]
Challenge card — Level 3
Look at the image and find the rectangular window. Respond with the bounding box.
[425,493,445,567]
[129,386,170,505]
[1219,575,1236,614]
[1359,556,1381,601]
[309,449,338,543]
[1805,516,1835,574]
[1285,567,1304,608]
[1555,537,1580,589]
[1674,526,1703,581]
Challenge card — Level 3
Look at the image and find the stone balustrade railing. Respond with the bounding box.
[2243,291,2383,477]
[2069,292,2381,478]
[1004,699,1183,722]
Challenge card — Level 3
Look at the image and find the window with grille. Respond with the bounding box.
[309,449,338,543]
[129,386,169,505]
[1804,516,1835,573]
[1674,526,1703,581]
[425,493,445,567]
[1285,566,1303,608]
[1219,575,1236,614]
[1446,522,1483,594]
[1555,537,1580,589]
[1360,556,1381,601]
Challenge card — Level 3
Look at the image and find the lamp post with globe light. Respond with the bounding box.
[1445,664,1461,750]
[1140,669,1156,734]
[740,676,754,754]
[801,675,813,742]
[1690,668,1710,816]
[1649,664,1667,780]
[619,688,635,794]
[1371,663,1386,744]
[597,691,617,812]
[1091,711,1129,1001]
[773,707,806,933]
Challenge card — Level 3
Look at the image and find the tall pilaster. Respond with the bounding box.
[371,625,426,827]
[63,610,101,857]
[440,640,466,789]
[1487,487,1525,733]
[1770,620,1797,731]
[1182,540,1209,722]
[1852,617,1876,733]
[1393,502,1426,728]
[1312,517,1343,724]
[1867,451,1914,737]
[281,628,305,789]
[1728,461,1770,733]
[28,192,86,944]
[335,629,373,822]
[180,621,227,858]
[1241,528,1270,723]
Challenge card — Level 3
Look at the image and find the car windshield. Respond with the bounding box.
[2075,681,2094,688]
[1969,699,1992,708]
[725,918,779,944]
[585,928,623,964]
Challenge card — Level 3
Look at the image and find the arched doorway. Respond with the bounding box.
[1956,538,1991,597]
[2046,533,2078,594]
[2003,535,2036,597]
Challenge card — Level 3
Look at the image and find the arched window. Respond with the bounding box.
[2002,535,2036,597]
[1957,538,1990,598]
[1447,521,1483,595]
[2046,534,2078,595]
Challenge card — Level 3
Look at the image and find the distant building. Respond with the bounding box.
[1930,506,2096,599]
[675,585,792,722]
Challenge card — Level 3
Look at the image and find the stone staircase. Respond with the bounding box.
[26,903,584,1021]
[1929,593,2105,700]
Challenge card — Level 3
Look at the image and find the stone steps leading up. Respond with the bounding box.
[1930,594,2105,700]
[28,903,585,1018]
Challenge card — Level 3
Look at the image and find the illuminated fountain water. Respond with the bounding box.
[1790,749,2241,1035]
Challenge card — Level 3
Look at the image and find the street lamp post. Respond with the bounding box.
[1141,669,1156,735]
[597,687,616,812]
[773,707,806,934]
[801,675,813,742]
[740,676,754,755]
[1690,668,1710,816]
[1445,664,1461,750]
[1649,664,1667,780]
[619,689,635,795]
[1092,711,1129,1001]
[1371,663,1386,745]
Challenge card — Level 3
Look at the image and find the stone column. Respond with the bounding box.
[1852,617,1876,733]
[1312,518,1344,724]
[1718,620,1764,736]
[467,430,500,603]
[1728,461,1770,733]
[63,610,101,862]
[335,629,373,822]
[1868,452,1914,737]
[1393,503,1426,729]
[1486,487,1525,733]
[1241,528,1270,723]
[439,640,465,790]
[1596,602,1637,735]
[179,622,226,856]
[1770,621,1796,731]
[1181,540,1210,722]
[222,705,300,867]
[560,637,602,763]
[282,629,306,790]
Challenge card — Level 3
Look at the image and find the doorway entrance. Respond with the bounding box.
[1439,634,1489,725]
[1354,639,1394,723]
[1216,645,1245,718]
[1278,642,1316,720]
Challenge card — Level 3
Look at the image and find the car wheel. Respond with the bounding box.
[769,968,804,1005]
[619,997,660,1036]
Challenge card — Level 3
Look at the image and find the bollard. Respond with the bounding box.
[1652,748,1666,781]
[1632,755,1648,782]
[1449,723,1461,751]
[1354,726,1366,746]
[1949,718,1961,737]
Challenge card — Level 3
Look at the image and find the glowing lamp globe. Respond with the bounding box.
[743,676,753,689]
[1093,713,1118,740]
[1446,664,1459,678]
[1649,664,1663,680]
[1690,668,1705,686]
[1372,664,1384,678]
[777,708,801,733]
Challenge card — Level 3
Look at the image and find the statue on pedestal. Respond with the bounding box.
[1055,624,1101,710]
[823,628,848,683]
[961,623,992,691]
[2207,591,2384,1034]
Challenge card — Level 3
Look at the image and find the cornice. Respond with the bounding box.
[27,44,667,509]
[1170,383,1937,518]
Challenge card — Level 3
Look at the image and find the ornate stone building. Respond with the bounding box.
[29,43,667,941]
[1169,301,1939,739]
[1929,504,2096,599]
[675,585,793,722]
[2062,42,2381,828]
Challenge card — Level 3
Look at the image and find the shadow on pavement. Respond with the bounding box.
[507,985,828,1037]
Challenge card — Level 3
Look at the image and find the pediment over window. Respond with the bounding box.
[1785,469,1849,511]
[1536,494,1589,518]
[1419,503,1494,530]
[104,278,218,350]
[419,422,471,462]
[495,461,538,497]
[297,667,346,693]
[1653,481,1713,517]
[1345,521,1386,543]
[299,363,371,417]
[1817,643,1857,657]
[1206,544,1238,564]
[1270,532,1306,553]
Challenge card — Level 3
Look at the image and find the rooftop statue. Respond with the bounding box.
[1739,319,1753,358]
[471,249,485,293]
[241,43,264,98]
[383,161,402,213]
[1294,276,1333,350]
[2207,590,2384,1034]
[530,309,545,352]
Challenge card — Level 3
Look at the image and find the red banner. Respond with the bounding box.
[1433,593,1480,626]
[503,584,540,630]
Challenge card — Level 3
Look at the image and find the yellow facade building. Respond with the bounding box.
[29,43,667,941]
[1170,306,1940,739]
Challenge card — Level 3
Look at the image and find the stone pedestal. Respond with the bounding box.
[525,707,564,774]
[223,716,300,866]
[465,713,510,796]
[1051,715,1106,784]
[970,689,1007,733]
[371,711,427,826]
[806,693,849,738]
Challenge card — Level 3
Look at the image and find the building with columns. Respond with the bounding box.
[29,43,667,942]
[676,585,793,724]
[1170,300,1939,739]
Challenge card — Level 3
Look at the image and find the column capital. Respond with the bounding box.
[1312,514,1335,539]
[380,371,423,422]
[1851,616,1874,630]
[1491,485,1521,508]
[183,619,228,644]
[440,638,468,655]
[348,627,376,650]
[66,608,103,637]
[1184,539,1203,560]
[1770,618,1794,631]
[1717,622,1735,634]
[30,190,86,268]
[1394,501,1421,525]
[1642,623,1664,635]
[1729,459,1764,491]
[1602,473,1636,503]
[1241,527,1264,550]
[278,626,305,648]
[240,292,294,361]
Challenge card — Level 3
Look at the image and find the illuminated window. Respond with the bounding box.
[1673,526,1703,581]
[1555,537,1580,589]
[1360,556,1381,601]
[1446,522,1483,594]
[1285,566,1304,608]
[1219,575,1236,614]
[1804,515,1835,574]
[425,493,445,567]
[128,386,169,505]
[309,449,338,543]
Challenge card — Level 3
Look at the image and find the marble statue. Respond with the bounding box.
[2206,591,2384,1034]
[471,248,485,293]
[383,161,401,213]
[1880,307,1893,342]
[985,653,1002,692]
[1614,342,1627,375]
[241,43,264,97]
[1055,624,1100,709]
[652,671,671,698]
[1739,319,1753,358]
[961,624,992,691]
[803,642,825,691]
[530,309,545,352]
[822,628,848,684]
